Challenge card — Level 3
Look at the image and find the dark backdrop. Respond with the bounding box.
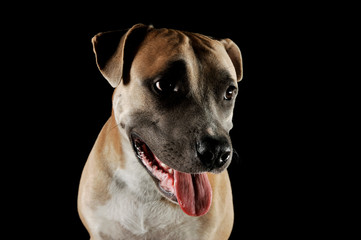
[6,4,337,239]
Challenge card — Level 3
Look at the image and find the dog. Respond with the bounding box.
[78,23,243,240]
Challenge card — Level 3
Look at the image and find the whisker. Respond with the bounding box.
[232,148,241,165]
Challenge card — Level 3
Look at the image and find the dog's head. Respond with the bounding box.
[92,24,243,216]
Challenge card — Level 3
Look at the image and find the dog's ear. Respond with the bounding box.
[92,24,153,87]
[221,39,243,82]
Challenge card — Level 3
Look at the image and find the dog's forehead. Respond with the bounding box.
[131,28,236,81]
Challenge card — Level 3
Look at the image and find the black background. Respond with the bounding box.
[5,3,345,239]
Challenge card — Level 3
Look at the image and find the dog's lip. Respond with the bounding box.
[130,133,178,204]
[130,132,213,217]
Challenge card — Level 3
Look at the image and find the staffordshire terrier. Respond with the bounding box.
[78,23,243,240]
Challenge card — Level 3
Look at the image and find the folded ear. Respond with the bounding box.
[221,38,243,82]
[92,23,153,87]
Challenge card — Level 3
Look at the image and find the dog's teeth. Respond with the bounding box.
[168,169,173,174]
[160,163,167,168]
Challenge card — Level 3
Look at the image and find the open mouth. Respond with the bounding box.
[132,134,177,203]
[131,133,212,217]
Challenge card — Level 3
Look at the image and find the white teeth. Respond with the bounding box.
[168,169,173,174]
[160,163,167,168]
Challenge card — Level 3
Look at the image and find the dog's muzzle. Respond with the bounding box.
[130,133,213,217]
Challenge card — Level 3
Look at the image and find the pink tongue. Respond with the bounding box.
[174,170,212,216]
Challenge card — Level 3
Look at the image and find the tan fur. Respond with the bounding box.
[78,24,242,240]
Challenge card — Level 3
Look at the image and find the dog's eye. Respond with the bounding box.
[224,86,237,100]
[154,79,179,94]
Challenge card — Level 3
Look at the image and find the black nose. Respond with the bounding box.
[197,136,232,170]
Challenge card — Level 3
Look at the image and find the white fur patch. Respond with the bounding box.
[87,144,203,239]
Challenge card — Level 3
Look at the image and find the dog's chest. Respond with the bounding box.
[92,172,202,239]
[95,193,202,240]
